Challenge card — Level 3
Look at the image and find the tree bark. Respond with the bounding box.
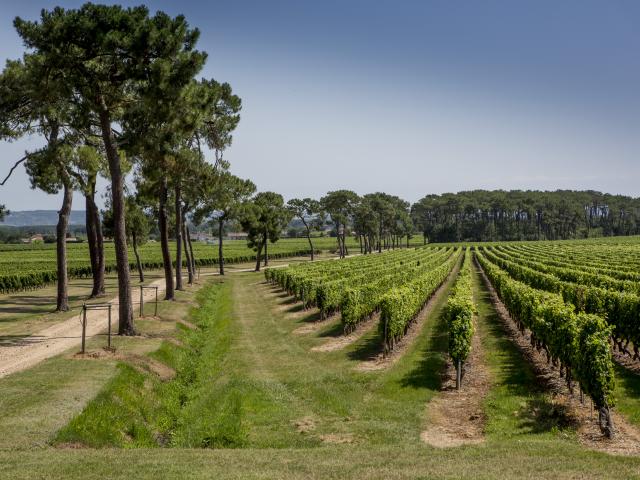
[132,231,144,283]
[158,178,174,300]
[186,224,196,277]
[218,218,225,275]
[264,229,269,267]
[301,217,314,261]
[175,184,183,291]
[55,182,72,312]
[85,178,105,297]
[98,104,134,335]
[182,220,193,285]
[255,240,263,272]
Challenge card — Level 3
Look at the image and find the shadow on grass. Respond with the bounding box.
[318,320,344,338]
[517,397,577,433]
[399,310,449,390]
[615,363,640,397]
[297,310,323,324]
[347,327,385,362]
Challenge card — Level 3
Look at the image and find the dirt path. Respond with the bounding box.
[420,312,490,447]
[0,262,297,380]
[0,275,203,379]
[476,257,640,456]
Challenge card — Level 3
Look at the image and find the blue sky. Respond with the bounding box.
[1,0,639,210]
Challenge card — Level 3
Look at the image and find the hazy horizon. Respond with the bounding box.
[1,0,639,210]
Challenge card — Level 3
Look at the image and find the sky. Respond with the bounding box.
[0,0,639,211]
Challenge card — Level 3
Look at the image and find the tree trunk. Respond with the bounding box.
[183,221,193,285]
[132,231,144,283]
[85,192,99,295]
[94,199,105,295]
[56,183,72,312]
[158,178,174,300]
[99,105,134,335]
[218,218,225,275]
[255,241,263,272]
[264,229,269,267]
[175,184,183,291]
[307,228,315,261]
[186,224,196,277]
[86,178,105,297]
[301,218,314,261]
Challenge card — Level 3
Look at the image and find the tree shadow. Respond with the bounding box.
[0,334,40,347]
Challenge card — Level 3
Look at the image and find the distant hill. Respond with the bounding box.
[0,210,86,227]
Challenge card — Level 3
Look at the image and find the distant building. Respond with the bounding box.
[226,232,248,241]
[193,232,214,243]
[21,234,44,243]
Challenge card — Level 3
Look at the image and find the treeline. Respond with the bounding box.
[411,190,640,242]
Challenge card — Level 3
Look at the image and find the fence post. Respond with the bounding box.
[154,287,158,317]
[456,360,461,390]
[139,285,144,317]
[81,304,87,354]
[107,304,112,349]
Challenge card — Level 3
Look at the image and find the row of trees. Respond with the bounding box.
[0,4,291,336]
[411,190,640,243]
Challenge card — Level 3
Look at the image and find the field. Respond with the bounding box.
[2,237,640,479]
[0,236,385,293]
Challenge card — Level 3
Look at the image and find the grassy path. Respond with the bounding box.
[470,260,571,442]
[211,270,456,447]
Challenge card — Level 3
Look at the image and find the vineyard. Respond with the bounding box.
[0,237,364,293]
[263,237,640,440]
[266,245,461,347]
[4,237,640,478]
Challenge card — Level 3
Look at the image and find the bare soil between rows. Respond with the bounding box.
[420,313,490,447]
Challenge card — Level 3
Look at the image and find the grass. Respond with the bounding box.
[471,261,575,441]
[613,364,640,427]
[2,258,640,478]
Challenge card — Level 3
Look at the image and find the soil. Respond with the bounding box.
[319,433,355,444]
[71,349,176,381]
[420,315,490,448]
[0,277,172,379]
[477,258,640,456]
[293,416,316,434]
